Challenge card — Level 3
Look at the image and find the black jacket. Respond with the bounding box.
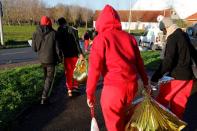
[151,28,197,82]
[56,25,82,57]
[32,25,62,64]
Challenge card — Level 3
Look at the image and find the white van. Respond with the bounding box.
[139,27,166,50]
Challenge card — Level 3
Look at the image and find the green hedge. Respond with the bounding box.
[0,64,64,128]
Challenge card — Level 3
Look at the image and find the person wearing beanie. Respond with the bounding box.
[151,16,197,124]
[159,17,173,30]
[86,5,150,131]
[56,17,84,97]
[32,16,62,104]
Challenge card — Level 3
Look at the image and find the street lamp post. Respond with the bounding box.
[0,1,4,46]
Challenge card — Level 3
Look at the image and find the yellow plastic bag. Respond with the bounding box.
[73,59,88,83]
[125,91,187,131]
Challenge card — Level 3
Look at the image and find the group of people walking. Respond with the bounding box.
[32,16,84,103]
[32,4,197,131]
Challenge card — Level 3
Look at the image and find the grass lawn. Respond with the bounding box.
[141,50,161,71]
[1,25,145,49]
[1,25,86,48]
[3,25,36,45]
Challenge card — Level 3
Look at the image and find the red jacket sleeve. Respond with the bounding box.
[131,36,149,86]
[86,35,105,100]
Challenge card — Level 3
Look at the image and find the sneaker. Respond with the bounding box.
[151,85,158,91]
[72,87,81,93]
[68,90,72,97]
[41,99,45,104]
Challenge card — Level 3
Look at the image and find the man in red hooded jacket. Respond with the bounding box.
[86,5,149,131]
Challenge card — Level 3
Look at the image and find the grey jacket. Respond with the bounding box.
[32,25,62,64]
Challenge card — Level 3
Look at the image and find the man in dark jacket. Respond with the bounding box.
[56,17,84,97]
[151,17,197,119]
[32,16,62,104]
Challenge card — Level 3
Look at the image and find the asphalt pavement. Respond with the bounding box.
[0,36,140,65]
[0,47,37,65]
[12,78,106,131]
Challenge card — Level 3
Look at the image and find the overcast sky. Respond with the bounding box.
[42,0,197,18]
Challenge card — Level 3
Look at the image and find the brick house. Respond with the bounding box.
[185,12,197,25]
[93,8,179,30]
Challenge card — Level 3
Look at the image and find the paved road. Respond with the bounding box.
[0,47,37,65]
[12,78,106,131]
[0,36,139,65]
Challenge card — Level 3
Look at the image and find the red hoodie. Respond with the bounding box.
[86,5,148,100]
[40,16,52,26]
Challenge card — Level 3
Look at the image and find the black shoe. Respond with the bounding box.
[68,90,72,97]
[72,87,81,93]
[72,88,81,97]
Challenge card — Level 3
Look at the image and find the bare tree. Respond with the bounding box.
[69,5,81,26]
[81,7,93,29]
[64,6,71,23]
[1,0,93,26]
[2,0,12,25]
[30,0,46,24]
[55,4,67,19]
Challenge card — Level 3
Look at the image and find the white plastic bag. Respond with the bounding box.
[91,117,99,131]
[90,107,99,131]
[159,76,174,84]
[28,40,32,46]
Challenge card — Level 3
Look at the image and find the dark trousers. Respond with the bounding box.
[183,80,197,131]
[41,64,55,99]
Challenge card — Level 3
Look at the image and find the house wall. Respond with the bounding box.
[93,21,159,30]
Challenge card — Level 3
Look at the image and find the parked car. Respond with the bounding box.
[186,23,197,49]
[139,27,165,50]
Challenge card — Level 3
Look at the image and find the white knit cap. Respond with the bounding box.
[159,17,173,30]
[157,15,164,22]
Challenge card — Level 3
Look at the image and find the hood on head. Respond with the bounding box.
[159,17,173,30]
[96,5,122,33]
[37,25,52,35]
[40,16,52,26]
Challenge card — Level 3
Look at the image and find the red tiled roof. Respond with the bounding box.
[186,12,197,21]
[93,9,171,22]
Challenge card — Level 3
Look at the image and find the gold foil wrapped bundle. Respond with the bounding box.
[125,91,187,131]
[73,59,88,83]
